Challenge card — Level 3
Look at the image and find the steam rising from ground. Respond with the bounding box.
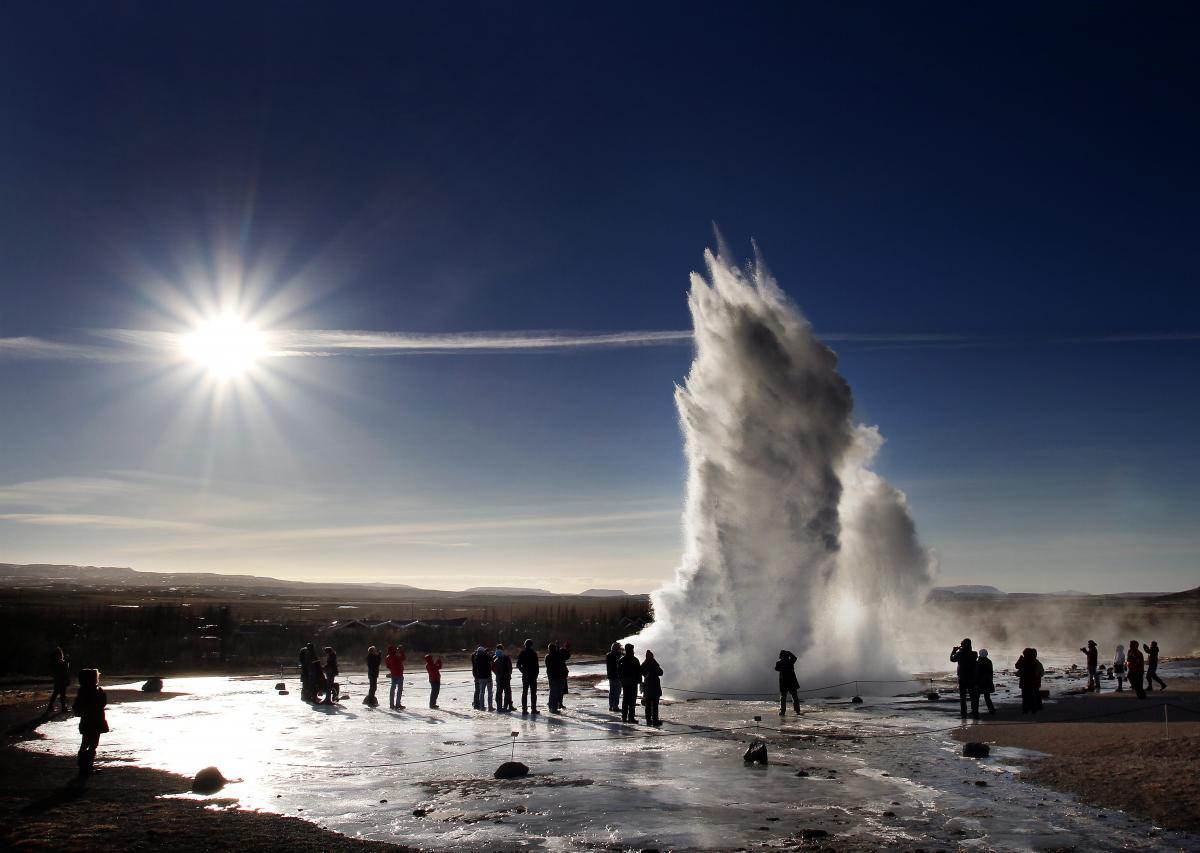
[634,244,934,692]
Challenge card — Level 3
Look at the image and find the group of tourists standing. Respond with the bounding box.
[604,642,663,725]
[43,647,108,775]
[1080,639,1167,699]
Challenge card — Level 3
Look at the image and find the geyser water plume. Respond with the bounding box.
[633,243,935,693]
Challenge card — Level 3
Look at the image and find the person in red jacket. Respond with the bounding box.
[425,654,442,709]
[385,645,406,710]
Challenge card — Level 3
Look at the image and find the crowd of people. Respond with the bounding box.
[1081,639,1167,700]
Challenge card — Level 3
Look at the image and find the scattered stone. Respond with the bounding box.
[362,695,379,706]
[743,740,768,764]
[493,761,530,779]
[142,677,164,693]
[548,757,564,762]
[851,696,864,704]
[974,780,988,787]
[962,742,990,758]
[191,766,227,794]
[926,692,940,701]
[274,682,286,691]
[795,770,809,777]
[412,808,426,816]
[277,690,289,696]
[379,799,387,804]
[767,816,780,821]
[882,810,896,817]
[799,828,829,839]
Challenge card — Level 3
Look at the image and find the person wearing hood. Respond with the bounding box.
[1125,639,1146,699]
[617,643,642,723]
[950,638,979,718]
[545,641,571,713]
[1080,640,1100,692]
[516,639,540,715]
[1143,641,1166,692]
[298,646,312,702]
[641,650,663,726]
[1113,644,1126,692]
[307,643,325,703]
[975,649,996,715]
[364,645,382,706]
[1015,647,1044,713]
[775,650,801,716]
[425,654,442,708]
[48,646,70,716]
[471,646,494,711]
[72,668,108,775]
[493,644,514,712]
[385,645,406,710]
[605,641,623,713]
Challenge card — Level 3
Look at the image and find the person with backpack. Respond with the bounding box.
[617,643,642,723]
[775,650,801,716]
[385,645,406,709]
[72,668,108,775]
[975,648,996,715]
[493,644,514,712]
[517,639,540,715]
[425,654,442,709]
[545,641,571,713]
[605,641,623,713]
[471,646,494,711]
[1015,647,1044,713]
[641,650,663,727]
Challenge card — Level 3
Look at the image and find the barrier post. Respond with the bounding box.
[510,731,519,762]
[1164,705,1169,741]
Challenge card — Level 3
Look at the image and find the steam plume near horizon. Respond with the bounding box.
[632,244,935,692]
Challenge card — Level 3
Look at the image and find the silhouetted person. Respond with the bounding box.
[617,643,642,723]
[298,646,312,701]
[605,642,623,713]
[641,650,663,726]
[309,653,327,703]
[385,645,406,709]
[1080,640,1100,692]
[517,639,540,715]
[1143,641,1166,691]
[545,641,571,713]
[775,650,801,716]
[322,647,339,704]
[47,647,69,716]
[1113,644,1126,691]
[1015,647,1044,713]
[471,646,494,711]
[425,654,442,708]
[364,645,382,706]
[976,649,996,715]
[72,668,108,775]
[493,644,514,712]
[950,638,980,718]
[1126,640,1146,700]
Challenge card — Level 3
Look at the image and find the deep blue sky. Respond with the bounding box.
[1,4,1198,592]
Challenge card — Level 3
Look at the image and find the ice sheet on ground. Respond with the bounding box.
[23,659,1200,852]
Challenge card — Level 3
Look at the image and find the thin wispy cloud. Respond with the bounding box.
[0,513,211,532]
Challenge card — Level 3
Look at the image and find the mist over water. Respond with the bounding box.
[634,243,935,692]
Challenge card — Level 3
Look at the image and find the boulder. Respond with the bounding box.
[743,740,768,764]
[362,695,379,706]
[1039,689,1050,699]
[191,766,227,794]
[962,742,990,758]
[278,689,289,695]
[925,692,940,701]
[142,677,164,693]
[274,682,286,691]
[851,696,864,704]
[493,761,529,779]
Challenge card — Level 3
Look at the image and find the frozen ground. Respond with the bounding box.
[22,656,1200,852]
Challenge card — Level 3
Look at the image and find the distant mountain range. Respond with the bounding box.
[931,584,1186,599]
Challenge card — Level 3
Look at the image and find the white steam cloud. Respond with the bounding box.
[632,244,935,692]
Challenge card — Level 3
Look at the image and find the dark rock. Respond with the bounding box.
[274,682,286,691]
[743,740,768,764]
[795,770,809,777]
[851,696,864,704]
[548,757,564,762]
[962,742,990,758]
[412,808,426,816]
[766,817,780,821]
[926,692,940,701]
[191,766,227,794]
[362,695,379,706]
[800,829,829,839]
[882,810,896,817]
[142,677,164,693]
[1039,689,1050,699]
[975,780,988,786]
[277,690,289,695]
[493,761,529,779]
[379,799,387,803]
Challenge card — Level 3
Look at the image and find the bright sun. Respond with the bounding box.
[181,315,268,378]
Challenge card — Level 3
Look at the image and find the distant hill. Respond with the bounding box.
[580,588,630,597]
[459,587,555,597]
[1156,586,1200,601]
[932,584,1005,596]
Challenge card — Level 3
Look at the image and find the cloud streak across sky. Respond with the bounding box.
[2,327,1199,363]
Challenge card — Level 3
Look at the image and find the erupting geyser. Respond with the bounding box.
[633,242,935,693]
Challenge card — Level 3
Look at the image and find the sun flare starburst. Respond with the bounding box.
[181,315,268,378]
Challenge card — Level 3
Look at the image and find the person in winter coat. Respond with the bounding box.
[298,646,312,702]
[775,650,801,716]
[1143,641,1166,692]
[364,646,382,706]
[385,645,406,709]
[641,650,663,726]
[493,644,514,712]
[1015,647,1044,713]
[1125,640,1146,700]
[975,649,996,715]
[517,639,540,715]
[545,641,571,713]
[309,652,327,702]
[47,647,70,716]
[605,641,623,713]
[1080,640,1100,692]
[617,643,642,723]
[471,646,494,711]
[1113,644,1126,691]
[322,647,339,704]
[425,654,442,708]
[950,638,980,718]
[72,668,108,775]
